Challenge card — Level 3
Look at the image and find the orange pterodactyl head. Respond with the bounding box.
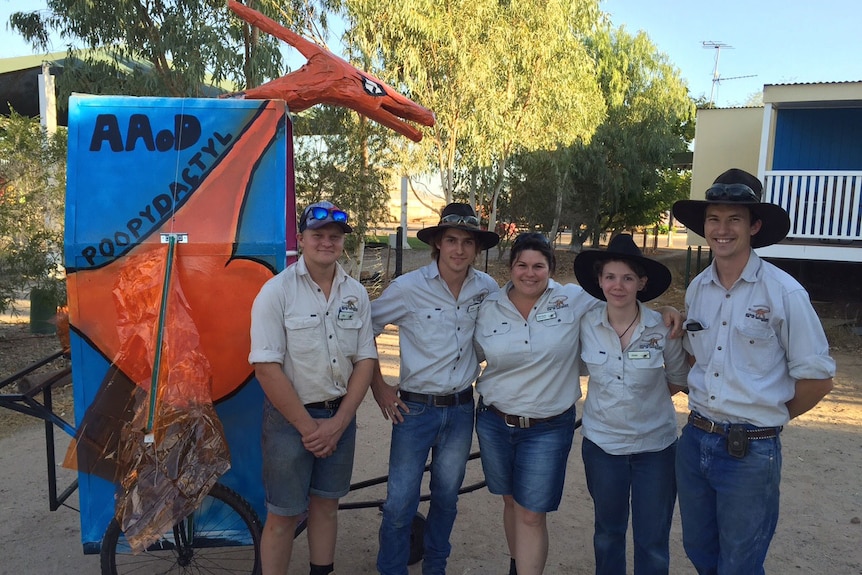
[225,0,435,142]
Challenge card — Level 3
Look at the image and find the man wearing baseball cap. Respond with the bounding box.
[249,200,377,575]
[672,169,835,574]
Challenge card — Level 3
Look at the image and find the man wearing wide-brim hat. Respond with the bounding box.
[671,168,835,574]
[369,203,499,574]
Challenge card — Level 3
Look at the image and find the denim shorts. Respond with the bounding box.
[261,398,356,517]
[476,399,577,513]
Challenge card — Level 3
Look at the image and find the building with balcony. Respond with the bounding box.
[690,81,862,262]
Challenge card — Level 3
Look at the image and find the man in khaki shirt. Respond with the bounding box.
[250,201,376,575]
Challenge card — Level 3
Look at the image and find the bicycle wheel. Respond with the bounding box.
[100,483,262,575]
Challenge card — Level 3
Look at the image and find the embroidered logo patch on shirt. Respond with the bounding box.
[639,333,665,351]
[745,304,771,323]
[340,295,359,311]
[473,290,490,305]
[338,296,359,320]
[548,295,569,310]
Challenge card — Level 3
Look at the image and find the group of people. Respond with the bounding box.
[248,168,835,575]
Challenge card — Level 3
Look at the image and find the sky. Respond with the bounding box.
[2,0,862,108]
[601,0,862,107]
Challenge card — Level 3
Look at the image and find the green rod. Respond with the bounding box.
[146,235,177,433]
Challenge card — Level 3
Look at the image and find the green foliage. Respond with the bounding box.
[293,105,394,253]
[497,25,695,249]
[345,0,605,211]
[0,111,67,313]
[8,0,336,102]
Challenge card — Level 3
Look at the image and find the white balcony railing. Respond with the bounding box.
[763,171,862,241]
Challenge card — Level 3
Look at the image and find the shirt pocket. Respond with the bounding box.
[627,349,666,389]
[537,307,576,330]
[478,320,513,358]
[733,324,778,376]
[414,308,447,344]
[284,315,322,356]
[580,347,609,378]
[336,316,363,354]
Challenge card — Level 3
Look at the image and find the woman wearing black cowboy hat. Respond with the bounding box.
[574,234,689,575]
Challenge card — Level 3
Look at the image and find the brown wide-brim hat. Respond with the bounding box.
[574,234,672,302]
[672,168,791,249]
[416,202,500,250]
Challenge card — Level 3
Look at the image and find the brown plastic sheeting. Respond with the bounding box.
[65,245,230,553]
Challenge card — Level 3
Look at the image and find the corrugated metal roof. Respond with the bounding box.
[764,80,862,88]
[0,51,70,75]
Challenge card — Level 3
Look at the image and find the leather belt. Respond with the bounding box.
[398,387,473,407]
[688,412,781,440]
[487,404,557,429]
[304,396,344,410]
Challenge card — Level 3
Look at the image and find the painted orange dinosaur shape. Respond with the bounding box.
[226,0,435,142]
[67,105,284,402]
[68,8,436,402]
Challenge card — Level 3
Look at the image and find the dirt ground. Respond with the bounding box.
[1,244,860,574]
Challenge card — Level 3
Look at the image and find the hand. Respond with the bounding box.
[302,417,345,458]
[659,306,684,339]
[370,380,408,424]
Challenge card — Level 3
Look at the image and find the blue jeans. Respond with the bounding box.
[377,398,475,575]
[581,437,676,575]
[261,399,356,516]
[676,423,782,575]
[476,401,576,512]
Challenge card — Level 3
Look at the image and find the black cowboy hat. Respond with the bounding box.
[416,203,500,250]
[672,168,791,248]
[573,234,672,302]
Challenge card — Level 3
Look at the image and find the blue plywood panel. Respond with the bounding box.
[773,108,862,170]
[65,95,292,550]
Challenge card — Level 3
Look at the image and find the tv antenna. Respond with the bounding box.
[702,41,756,105]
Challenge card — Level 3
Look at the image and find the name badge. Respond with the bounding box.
[628,351,650,359]
[467,303,480,314]
[338,310,355,321]
[536,311,557,322]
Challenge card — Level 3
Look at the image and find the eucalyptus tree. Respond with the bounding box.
[563,23,694,248]
[0,111,67,313]
[8,0,335,99]
[344,0,605,225]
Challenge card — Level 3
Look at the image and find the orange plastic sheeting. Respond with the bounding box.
[66,246,231,553]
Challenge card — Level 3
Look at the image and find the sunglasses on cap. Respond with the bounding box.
[705,183,759,203]
[306,206,349,224]
[440,214,480,226]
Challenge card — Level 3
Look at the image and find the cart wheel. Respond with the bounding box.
[408,512,426,566]
[100,483,262,575]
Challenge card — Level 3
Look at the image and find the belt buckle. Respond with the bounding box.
[432,395,448,407]
[693,413,716,434]
[504,415,530,429]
